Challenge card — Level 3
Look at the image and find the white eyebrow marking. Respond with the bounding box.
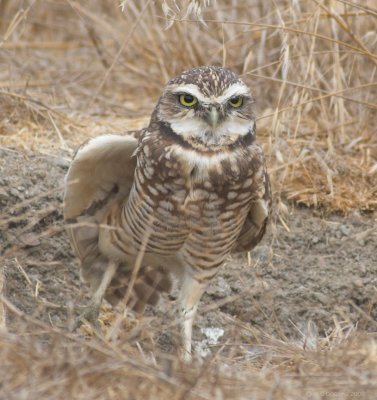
[215,83,251,103]
[170,84,210,103]
[168,82,251,104]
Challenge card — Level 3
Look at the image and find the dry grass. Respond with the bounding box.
[1,1,377,399]
[2,296,377,400]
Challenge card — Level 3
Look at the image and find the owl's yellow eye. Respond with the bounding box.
[179,94,198,107]
[228,96,243,108]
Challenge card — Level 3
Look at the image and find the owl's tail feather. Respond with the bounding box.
[67,217,172,313]
[105,265,173,313]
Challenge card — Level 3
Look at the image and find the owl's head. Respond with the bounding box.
[155,66,255,152]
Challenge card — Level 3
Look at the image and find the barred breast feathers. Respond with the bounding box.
[132,125,271,262]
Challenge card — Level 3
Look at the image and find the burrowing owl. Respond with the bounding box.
[64,66,271,360]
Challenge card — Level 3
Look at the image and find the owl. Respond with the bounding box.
[64,66,271,361]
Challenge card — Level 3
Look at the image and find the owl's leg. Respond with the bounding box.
[73,261,118,332]
[178,274,207,362]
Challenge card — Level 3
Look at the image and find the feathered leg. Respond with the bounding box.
[73,261,118,332]
[178,274,207,362]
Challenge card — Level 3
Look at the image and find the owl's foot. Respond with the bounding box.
[71,302,102,333]
[177,275,207,363]
[71,261,119,334]
[178,346,192,363]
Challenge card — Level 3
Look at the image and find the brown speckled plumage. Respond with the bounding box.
[168,66,241,96]
[64,66,271,360]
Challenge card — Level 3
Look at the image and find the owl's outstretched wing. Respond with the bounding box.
[64,133,138,291]
[64,133,138,225]
[64,132,171,311]
[233,164,271,253]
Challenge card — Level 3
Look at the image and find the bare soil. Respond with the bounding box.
[1,146,376,353]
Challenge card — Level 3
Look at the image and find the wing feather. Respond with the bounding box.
[63,134,138,288]
[64,134,138,222]
[233,166,271,253]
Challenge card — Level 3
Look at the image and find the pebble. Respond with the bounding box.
[339,224,350,236]
[19,233,41,247]
[0,188,9,202]
[35,172,46,180]
[353,278,363,288]
[359,264,367,275]
[9,188,24,200]
[51,157,70,169]
[206,277,232,298]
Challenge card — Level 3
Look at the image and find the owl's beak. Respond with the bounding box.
[206,106,219,129]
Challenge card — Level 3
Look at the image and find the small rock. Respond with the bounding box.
[51,157,70,169]
[359,264,367,275]
[35,171,46,180]
[311,236,320,244]
[0,188,9,202]
[19,233,41,247]
[202,327,224,343]
[9,188,24,200]
[206,277,232,298]
[339,224,350,236]
[196,327,224,358]
[253,245,271,263]
[312,291,328,305]
[353,278,363,288]
[229,281,241,293]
